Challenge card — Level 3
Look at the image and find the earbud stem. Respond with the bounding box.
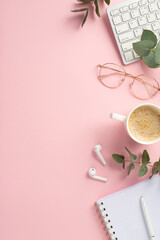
[93,176,108,182]
[97,152,106,165]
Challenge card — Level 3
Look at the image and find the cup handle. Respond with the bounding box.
[110,113,127,122]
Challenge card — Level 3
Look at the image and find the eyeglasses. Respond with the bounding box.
[97,63,160,100]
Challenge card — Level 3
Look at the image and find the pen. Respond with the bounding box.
[140,196,155,240]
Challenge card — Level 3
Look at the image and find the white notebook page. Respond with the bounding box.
[96,176,160,240]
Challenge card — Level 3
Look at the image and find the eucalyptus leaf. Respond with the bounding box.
[141,30,157,47]
[125,147,137,163]
[142,51,160,68]
[142,150,150,164]
[71,8,88,12]
[104,0,110,5]
[112,154,125,169]
[128,163,135,175]
[133,40,154,57]
[138,164,148,177]
[149,161,159,179]
[94,0,100,17]
[155,41,160,64]
[82,9,89,26]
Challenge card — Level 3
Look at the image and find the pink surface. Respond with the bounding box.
[0,0,160,239]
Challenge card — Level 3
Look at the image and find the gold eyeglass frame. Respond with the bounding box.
[97,63,160,100]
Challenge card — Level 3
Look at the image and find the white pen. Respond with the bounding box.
[140,196,155,240]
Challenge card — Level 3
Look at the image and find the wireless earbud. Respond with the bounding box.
[88,168,108,182]
[94,145,106,165]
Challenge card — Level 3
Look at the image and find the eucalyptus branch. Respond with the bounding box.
[112,147,160,178]
[71,0,110,27]
[124,160,141,164]
[133,30,160,68]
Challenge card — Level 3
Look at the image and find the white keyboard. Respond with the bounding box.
[107,0,160,65]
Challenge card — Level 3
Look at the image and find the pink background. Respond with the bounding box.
[0,0,160,239]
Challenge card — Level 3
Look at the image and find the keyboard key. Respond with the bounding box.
[140,6,149,15]
[149,3,158,12]
[147,13,156,22]
[138,16,147,25]
[143,24,152,30]
[113,16,122,25]
[124,51,134,61]
[119,31,134,43]
[122,12,131,21]
[139,0,147,6]
[152,22,160,30]
[121,40,136,51]
[120,6,129,12]
[131,9,140,18]
[156,11,160,19]
[110,9,119,16]
[129,19,138,29]
[129,3,138,9]
[133,50,140,59]
[134,28,143,37]
[116,23,129,34]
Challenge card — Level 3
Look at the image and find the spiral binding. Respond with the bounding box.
[95,202,118,240]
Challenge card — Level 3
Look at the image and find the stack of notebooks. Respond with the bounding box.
[95,176,160,240]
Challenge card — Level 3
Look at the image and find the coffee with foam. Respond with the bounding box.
[128,106,160,142]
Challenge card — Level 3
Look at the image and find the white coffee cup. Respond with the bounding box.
[110,103,160,145]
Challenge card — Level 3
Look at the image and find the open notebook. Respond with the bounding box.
[96,176,160,240]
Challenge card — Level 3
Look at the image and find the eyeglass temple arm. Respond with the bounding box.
[135,76,160,91]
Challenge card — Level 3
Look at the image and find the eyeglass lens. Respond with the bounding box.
[131,74,159,100]
[98,63,126,89]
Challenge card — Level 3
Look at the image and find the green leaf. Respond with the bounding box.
[71,8,88,12]
[141,30,157,47]
[138,164,148,177]
[112,154,125,169]
[94,0,100,17]
[104,0,110,5]
[155,41,160,64]
[128,163,135,175]
[125,147,137,163]
[142,150,150,164]
[133,40,154,57]
[138,150,150,177]
[142,51,160,68]
[82,9,88,26]
[149,161,159,179]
